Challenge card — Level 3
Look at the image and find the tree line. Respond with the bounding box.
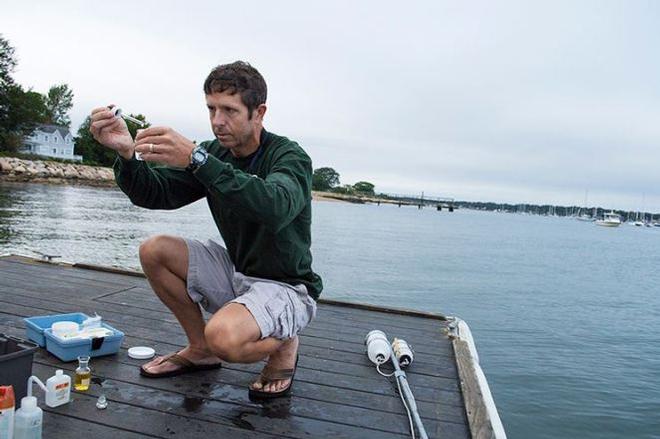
[1,35,74,151]
[0,34,148,166]
[312,167,375,196]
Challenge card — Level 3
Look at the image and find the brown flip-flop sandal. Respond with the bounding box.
[140,353,222,378]
[248,355,299,399]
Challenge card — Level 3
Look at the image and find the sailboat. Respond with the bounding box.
[576,190,593,221]
[634,195,646,226]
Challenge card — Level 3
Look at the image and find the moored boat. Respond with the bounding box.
[595,211,622,227]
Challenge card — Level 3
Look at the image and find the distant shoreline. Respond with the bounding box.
[6,159,648,217]
[0,157,355,203]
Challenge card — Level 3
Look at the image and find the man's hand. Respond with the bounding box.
[134,127,196,168]
[89,106,134,159]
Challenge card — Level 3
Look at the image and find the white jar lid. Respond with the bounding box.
[127,346,155,359]
[52,321,79,336]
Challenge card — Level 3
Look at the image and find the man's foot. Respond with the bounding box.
[140,345,222,378]
[249,336,299,396]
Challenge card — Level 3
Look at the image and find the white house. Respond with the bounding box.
[21,124,82,162]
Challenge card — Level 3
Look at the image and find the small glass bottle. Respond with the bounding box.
[74,356,91,391]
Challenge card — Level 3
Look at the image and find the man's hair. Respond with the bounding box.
[203,61,267,118]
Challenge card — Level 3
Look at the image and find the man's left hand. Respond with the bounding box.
[134,127,195,168]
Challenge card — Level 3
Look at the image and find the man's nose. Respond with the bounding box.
[212,112,226,126]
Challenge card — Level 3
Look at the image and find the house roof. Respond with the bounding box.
[35,124,71,139]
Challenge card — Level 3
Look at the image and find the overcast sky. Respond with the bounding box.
[2,0,659,211]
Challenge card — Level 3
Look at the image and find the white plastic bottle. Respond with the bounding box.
[45,370,71,408]
[13,396,42,439]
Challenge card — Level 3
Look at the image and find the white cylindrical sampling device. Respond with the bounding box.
[392,338,414,367]
[365,330,392,365]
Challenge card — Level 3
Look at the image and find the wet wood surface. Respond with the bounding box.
[0,255,470,438]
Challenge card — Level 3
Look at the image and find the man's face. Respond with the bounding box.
[205,90,259,149]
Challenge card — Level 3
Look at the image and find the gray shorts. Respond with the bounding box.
[185,239,317,340]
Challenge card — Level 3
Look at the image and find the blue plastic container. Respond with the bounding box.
[24,313,88,347]
[43,324,124,362]
[24,313,124,362]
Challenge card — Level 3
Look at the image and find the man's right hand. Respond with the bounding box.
[89,106,135,159]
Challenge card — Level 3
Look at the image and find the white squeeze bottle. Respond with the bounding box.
[45,370,71,408]
[13,396,42,439]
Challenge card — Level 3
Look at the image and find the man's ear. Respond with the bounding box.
[255,104,267,122]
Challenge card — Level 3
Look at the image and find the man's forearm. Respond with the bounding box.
[194,154,310,233]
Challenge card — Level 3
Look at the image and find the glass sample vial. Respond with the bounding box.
[96,394,107,410]
[74,356,91,391]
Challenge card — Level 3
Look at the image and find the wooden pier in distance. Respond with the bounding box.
[0,255,497,438]
[313,191,456,211]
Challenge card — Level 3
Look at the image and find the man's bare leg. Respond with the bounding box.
[138,235,221,374]
[204,303,299,393]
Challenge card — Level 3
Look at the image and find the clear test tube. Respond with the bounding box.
[108,106,145,160]
[109,107,145,127]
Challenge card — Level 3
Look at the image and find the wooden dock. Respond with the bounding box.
[0,255,484,438]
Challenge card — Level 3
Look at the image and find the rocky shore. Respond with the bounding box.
[0,156,115,187]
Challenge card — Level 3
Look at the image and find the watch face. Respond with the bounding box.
[193,150,206,162]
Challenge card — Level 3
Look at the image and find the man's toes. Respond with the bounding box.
[141,359,158,371]
[144,355,166,369]
[266,379,287,393]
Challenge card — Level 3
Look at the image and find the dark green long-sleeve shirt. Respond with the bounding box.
[113,129,323,300]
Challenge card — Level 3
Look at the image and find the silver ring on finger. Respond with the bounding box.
[149,143,154,153]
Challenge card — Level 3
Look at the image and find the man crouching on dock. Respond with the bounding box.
[89,61,322,399]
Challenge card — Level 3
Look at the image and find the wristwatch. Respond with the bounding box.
[187,145,209,171]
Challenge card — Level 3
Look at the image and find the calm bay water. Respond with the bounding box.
[1,181,659,439]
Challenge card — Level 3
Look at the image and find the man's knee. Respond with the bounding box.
[138,235,187,277]
[205,305,262,362]
[139,235,164,269]
[204,318,245,363]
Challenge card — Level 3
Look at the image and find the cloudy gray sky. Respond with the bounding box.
[2,0,659,211]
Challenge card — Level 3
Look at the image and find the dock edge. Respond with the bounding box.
[447,317,507,439]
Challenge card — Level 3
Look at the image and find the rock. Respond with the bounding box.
[79,170,93,180]
[13,165,26,174]
[63,167,80,178]
[0,158,12,172]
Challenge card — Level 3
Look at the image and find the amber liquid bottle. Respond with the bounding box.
[74,356,91,391]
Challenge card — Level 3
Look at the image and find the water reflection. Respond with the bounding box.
[182,395,207,413]
[0,182,22,244]
[0,181,218,266]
